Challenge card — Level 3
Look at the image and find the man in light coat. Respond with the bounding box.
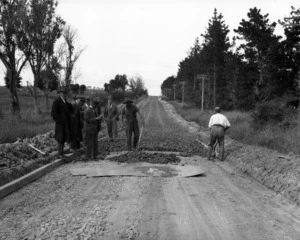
[207,107,230,161]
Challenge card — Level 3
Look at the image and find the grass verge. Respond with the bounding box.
[171,101,300,155]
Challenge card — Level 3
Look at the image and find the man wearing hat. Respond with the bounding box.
[121,97,145,151]
[81,96,91,146]
[70,96,85,150]
[207,106,230,161]
[83,99,103,159]
[82,96,91,110]
[51,87,72,156]
[94,98,102,135]
[104,95,119,142]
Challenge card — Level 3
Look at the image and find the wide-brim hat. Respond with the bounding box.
[123,97,133,104]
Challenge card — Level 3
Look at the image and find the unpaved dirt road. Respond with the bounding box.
[1,97,300,240]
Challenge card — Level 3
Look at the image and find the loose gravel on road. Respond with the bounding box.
[1,97,300,240]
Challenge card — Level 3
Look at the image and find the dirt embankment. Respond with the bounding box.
[161,99,300,204]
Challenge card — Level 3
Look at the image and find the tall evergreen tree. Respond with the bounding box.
[176,38,204,103]
[234,7,280,102]
[201,8,230,109]
[279,6,300,96]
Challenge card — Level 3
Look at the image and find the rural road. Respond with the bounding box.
[1,97,300,240]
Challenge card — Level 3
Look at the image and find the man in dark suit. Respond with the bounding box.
[51,87,72,156]
[94,97,102,134]
[121,97,145,151]
[70,96,84,150]
[84,99,102,159]
[82,96,91,147]
[104,95,119,142]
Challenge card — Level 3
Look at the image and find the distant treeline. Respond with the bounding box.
[161,7,300,110]
[102,73,148,103]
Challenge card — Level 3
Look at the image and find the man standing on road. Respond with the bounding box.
[84,99,103,159]
[82,96,91,111]
[207,107,230,161]
[94,98,102,135]
[104,95,119,142]
[51,87,72,157]
[82,96,91,147]
[70,96,84,150]
[122,97,145,151]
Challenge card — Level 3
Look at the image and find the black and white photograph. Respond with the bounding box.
[0,0,300,239]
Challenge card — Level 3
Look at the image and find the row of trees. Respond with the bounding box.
[103,74,148,102]
[0,0,84,118]
[161,7,300,110]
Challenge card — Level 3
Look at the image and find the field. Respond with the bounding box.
[0,87,55,143]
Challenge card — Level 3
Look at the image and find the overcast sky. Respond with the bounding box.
[2,0,299,95]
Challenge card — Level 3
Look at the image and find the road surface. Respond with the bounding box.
[1,97,300,240]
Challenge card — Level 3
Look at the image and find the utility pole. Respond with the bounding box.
[172,84,176,100]
[201,75,205,111]
[179,81,186,107]
[197,74,208,111]
[213,59,216,108]
[165,88,171,100]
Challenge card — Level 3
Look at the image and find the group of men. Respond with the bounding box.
[51,87,231,161]
[51,87,144,160]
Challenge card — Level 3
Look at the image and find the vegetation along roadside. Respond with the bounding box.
[171,100,300,155]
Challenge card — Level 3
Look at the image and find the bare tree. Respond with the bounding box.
[73,67,82,84]
[40,55,61,110]
[61,25,85,90]
[129,74,146,96]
